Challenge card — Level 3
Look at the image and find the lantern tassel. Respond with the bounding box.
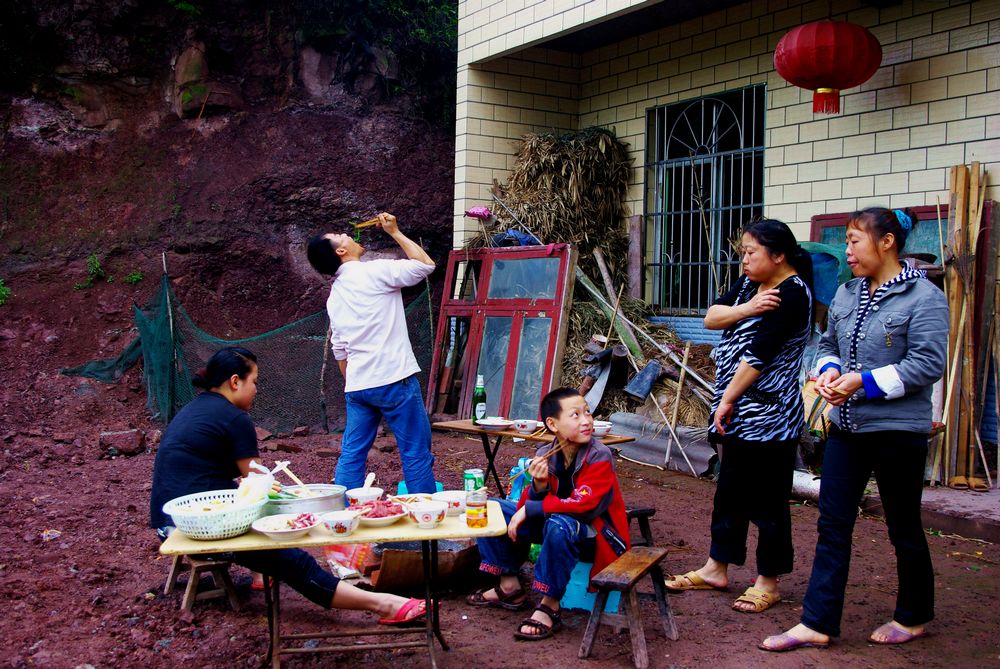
[813,88,841,114]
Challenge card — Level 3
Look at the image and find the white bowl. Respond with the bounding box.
[592,420,612,437]
[322,510,362,537]
[431,490,467,516]
[477,417,513,432]
[512,418,539,435]
[252,513,321,540]
[345,486,384,507]
[408,500,449,529]
[358,510,407,527]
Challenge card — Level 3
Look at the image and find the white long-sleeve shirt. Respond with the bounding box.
[325,258,434,392]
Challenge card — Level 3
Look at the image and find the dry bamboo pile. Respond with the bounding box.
[472,127,633,292]
[934,162,994,490]
[467,127,714,426]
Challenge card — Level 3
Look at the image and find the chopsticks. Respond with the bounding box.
[508,439,571,484]
[352,216,382,229]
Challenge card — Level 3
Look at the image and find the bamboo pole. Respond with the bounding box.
[948,166,969,488]
[670,342,692,430]
[930,197,948,485]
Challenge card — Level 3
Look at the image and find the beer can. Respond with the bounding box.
[463,468,485,492]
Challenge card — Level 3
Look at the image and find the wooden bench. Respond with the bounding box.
[626,506,656,547]
[578,545,678,669]
[164,555,240,613]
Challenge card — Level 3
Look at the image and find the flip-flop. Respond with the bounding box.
[868,622,929,645]
[378,597,427,627]
[664,570,727,592]
[968,477,990,492]
[732,586,781,613]
[758,632,830,652]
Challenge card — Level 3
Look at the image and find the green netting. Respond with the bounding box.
[63,273,437,434]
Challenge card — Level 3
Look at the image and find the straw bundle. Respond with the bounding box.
[473,127,633,291]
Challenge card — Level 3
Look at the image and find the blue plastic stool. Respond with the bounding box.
[560,561,620,613]
[395,481,445,495]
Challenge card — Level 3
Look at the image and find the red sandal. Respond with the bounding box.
[378,598,427,627]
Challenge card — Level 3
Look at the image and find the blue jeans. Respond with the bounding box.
[476,498,595,600]
[336,375,436,494]
[801,427,933,636]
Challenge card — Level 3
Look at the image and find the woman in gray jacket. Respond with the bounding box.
[761,207,948,652]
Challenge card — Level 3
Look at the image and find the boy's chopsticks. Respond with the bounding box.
[508,440,569,484]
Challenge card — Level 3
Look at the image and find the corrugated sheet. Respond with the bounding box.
[648,316,722,345]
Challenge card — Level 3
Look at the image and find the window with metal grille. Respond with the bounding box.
[645,85,766,314]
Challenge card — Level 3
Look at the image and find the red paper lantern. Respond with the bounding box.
[774,21,882,114]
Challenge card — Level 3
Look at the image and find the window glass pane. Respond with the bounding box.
[449,259,482,301]
[432,316,471,414]
[487,257,559,299]
[477,316,512,416]
[645,84,765,314]
[508,317,551,420]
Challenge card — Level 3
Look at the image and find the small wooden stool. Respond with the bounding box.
[578,546,679,669]
[626,506,656,547]
[164,555,240,613]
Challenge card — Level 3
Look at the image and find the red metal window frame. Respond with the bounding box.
[426,244,576,419]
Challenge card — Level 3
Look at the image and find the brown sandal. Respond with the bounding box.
[513,604,562,641]
[466,585,529,611]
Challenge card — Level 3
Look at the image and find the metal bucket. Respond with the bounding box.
[263,484,346,516]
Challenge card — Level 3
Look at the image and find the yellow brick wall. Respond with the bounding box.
[455,0,1000,246]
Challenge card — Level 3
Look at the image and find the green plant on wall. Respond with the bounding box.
[74,253,108,290]
[124,271,144,285]
[0,279,11,305]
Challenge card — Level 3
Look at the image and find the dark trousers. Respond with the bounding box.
[158,528,339,609]
[708,436,797,577]
[801,427,933,636]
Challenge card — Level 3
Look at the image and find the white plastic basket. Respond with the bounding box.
[163,489,266,540]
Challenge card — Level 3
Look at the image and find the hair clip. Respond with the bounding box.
[893,209,913,231]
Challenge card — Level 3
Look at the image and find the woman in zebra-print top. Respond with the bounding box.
[665,219,813,616]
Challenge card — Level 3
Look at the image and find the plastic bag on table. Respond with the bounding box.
[233,460,274,506]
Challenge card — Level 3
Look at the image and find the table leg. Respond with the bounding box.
[262,573,281,669]
[420,540,439,669]
[430,540,448,650]
[479,433,505,494]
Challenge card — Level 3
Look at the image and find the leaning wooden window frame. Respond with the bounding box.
[426,244,578,421]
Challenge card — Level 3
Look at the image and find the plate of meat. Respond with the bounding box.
[351,499,407,527]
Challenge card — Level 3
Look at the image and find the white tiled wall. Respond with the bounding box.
[455,0,1000,245]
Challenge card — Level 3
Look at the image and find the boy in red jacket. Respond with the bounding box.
[467,387,630,640]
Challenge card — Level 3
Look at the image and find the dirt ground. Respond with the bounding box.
[1,421,999,668]
[1,257,998,669]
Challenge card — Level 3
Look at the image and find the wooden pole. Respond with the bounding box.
[948,166,969,488]
[669,342,691,430]
[604,284,626,345]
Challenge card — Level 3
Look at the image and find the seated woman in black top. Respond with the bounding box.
[150,346,424,625]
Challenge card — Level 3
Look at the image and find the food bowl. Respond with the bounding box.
[512,418,539,435]
[345,486,384,507]
[408,501,449,529]
[390,493,433,505]
[431,490,467,516]
[251,512,321,540]
[477,417,513,432]
[358,510,407,527]
[592,420,613,437]
[352,499,407,527]
[322,510,362,537]
[264,484,346,517]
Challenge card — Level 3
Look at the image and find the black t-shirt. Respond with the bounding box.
[149,391,259,528]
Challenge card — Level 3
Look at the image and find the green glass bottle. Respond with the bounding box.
[471,374,487,425]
